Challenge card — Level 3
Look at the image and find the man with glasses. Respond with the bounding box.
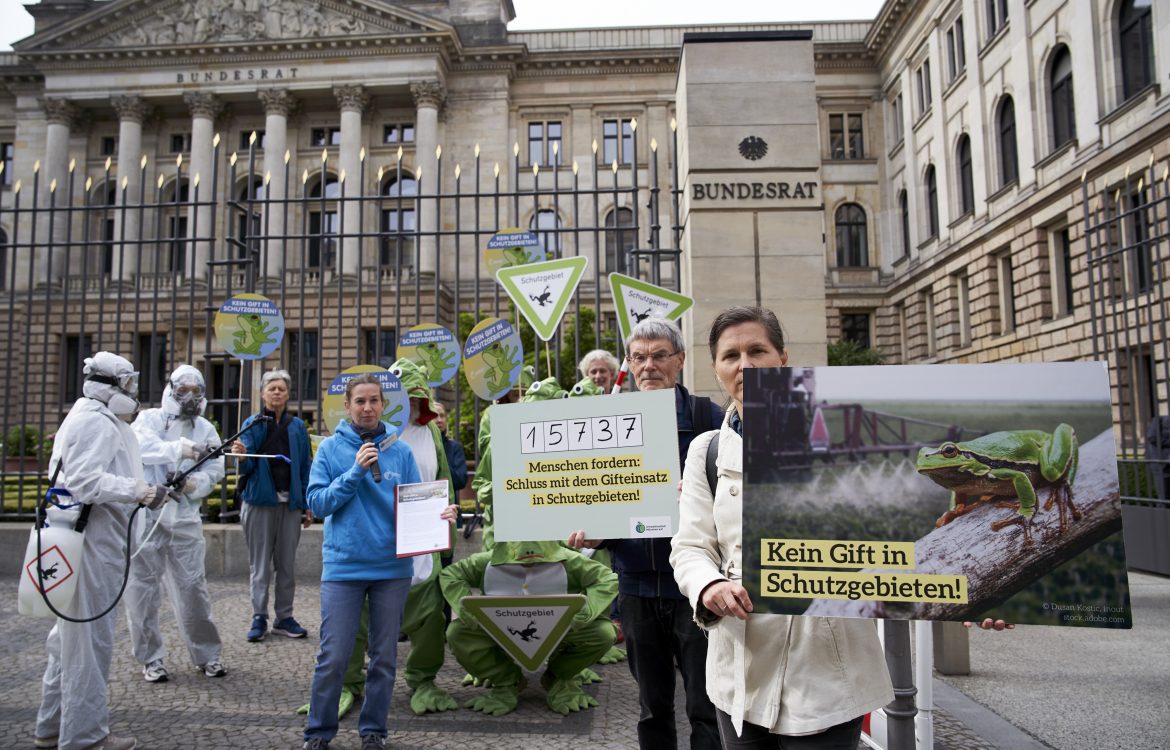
[568,319,722,750]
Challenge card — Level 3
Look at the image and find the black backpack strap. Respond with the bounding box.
[705,432,719,498]
[690,394,715,435]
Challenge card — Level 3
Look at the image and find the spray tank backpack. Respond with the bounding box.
[17,461,92,618]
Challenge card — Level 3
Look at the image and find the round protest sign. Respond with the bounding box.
[321,364,410,437]
[484,227,543,276]
[214,293,285,360]
[396,324,460,387]
[463,317,524,401]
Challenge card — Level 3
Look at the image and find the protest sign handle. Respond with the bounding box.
[611,360,629,394]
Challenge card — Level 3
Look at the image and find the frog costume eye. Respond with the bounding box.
[561,391,570,399]
[572,385,584,395]
[940,443,960,458]
[390,366,403,377]
[527,382,541,394]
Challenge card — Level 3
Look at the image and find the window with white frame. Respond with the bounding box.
[829,113,864,160]
[889,93,904,146]
[986,0,1008,39]
[528,121,563,167]
[915,59,933,117]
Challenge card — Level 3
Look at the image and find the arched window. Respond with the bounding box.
[381,176,417,271]
[956,135,974,216]
[1119,0,1154,101]
[530,209,560,254]
[899,190,911,257]
[1050,45,1076,150]
[307,173,339,268]
[835,203,868,267]
[925,165,939,239]
[604,207,634,273]
[998,97,1018,186]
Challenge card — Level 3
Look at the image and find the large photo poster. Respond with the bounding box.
[742,363,1132,628]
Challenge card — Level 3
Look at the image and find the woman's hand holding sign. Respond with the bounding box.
[566,530,602,550]
[701,580,754,620]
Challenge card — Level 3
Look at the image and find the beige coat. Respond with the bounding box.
[669,414,893,736]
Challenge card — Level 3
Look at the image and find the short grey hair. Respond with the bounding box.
[627,319,685,353]
[578,349,619,376]
[261,369,292,389]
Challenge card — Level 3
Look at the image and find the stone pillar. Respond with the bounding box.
[675,31,827,395]
[333,85,369,279]
[111,95,149,284]
[411,80,445,276]
[259,88,295,281]
[38,97,79,286]
[183,92,223,282]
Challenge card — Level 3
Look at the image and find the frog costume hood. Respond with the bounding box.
[390,357,438,425]
[489,540,575,566]
[523,376,567,402]
[568,376,603,398]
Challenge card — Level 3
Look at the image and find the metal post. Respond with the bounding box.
[882,620,917,750]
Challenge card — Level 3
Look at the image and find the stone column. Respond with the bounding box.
[333,85,369,279]
[38,97,80,286]
[675,32,827,394]
[258,88,296,281]
[411,80,445,276]
[183,92,223,282]
[110,95,149,284]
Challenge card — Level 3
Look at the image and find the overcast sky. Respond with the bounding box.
[813,362,1112,403]
[0,0,886,50]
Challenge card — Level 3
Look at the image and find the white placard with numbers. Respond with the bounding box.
[490,389,680,542]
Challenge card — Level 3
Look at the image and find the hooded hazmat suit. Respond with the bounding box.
[36,352,154,750]
[125,364,225,676]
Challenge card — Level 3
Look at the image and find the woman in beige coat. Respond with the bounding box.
[670,306,893,749]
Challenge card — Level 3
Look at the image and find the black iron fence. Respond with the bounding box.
[0,129,684,520]
[1081,160,1170,573]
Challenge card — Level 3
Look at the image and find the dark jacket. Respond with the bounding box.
[607,383,723,599]
[237,411,312,510]
[442,432,469,492]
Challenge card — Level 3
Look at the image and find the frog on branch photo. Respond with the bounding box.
[916,423,1081,544]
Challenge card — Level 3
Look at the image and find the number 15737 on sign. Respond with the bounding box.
[520,414,644,454]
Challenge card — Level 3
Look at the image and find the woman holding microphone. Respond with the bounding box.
[302,373,455,750]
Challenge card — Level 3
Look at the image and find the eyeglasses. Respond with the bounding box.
[626,350,680,366]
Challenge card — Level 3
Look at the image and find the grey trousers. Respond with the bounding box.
[241,502,303,621]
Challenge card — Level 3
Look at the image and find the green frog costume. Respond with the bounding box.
[441,540,618,716]
[470,365,535,551]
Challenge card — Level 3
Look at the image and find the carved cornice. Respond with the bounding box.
[258,87,297,117]
[40,97,82,128]
[111,94,150,124]
[410,80,446,110]
[183,91,224,120]
[333,84,370,114]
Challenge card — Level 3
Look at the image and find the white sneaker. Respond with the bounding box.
[143,659,169,683]
[199,660,227,678]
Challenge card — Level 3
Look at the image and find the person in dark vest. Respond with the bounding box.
[567,318,722,750]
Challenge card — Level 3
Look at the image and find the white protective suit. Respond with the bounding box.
[36,354,151,750]
[125,365,225,670]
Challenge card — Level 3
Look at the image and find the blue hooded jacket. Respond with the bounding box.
[307,419,421,582]
[237,411,311,510]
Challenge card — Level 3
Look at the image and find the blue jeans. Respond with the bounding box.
[305,578,411,741]
[620,594,720,750]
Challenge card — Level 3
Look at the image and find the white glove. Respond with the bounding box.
[179,437,202,460]
[182,475,200,495]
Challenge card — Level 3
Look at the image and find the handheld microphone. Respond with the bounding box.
[360,432,382,483]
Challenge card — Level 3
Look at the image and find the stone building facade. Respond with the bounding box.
[0,0,1165,436]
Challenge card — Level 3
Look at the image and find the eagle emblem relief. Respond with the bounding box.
[738,136,768,161]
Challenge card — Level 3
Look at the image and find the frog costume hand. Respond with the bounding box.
[471,366,535,552]
[440,541,617,716]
